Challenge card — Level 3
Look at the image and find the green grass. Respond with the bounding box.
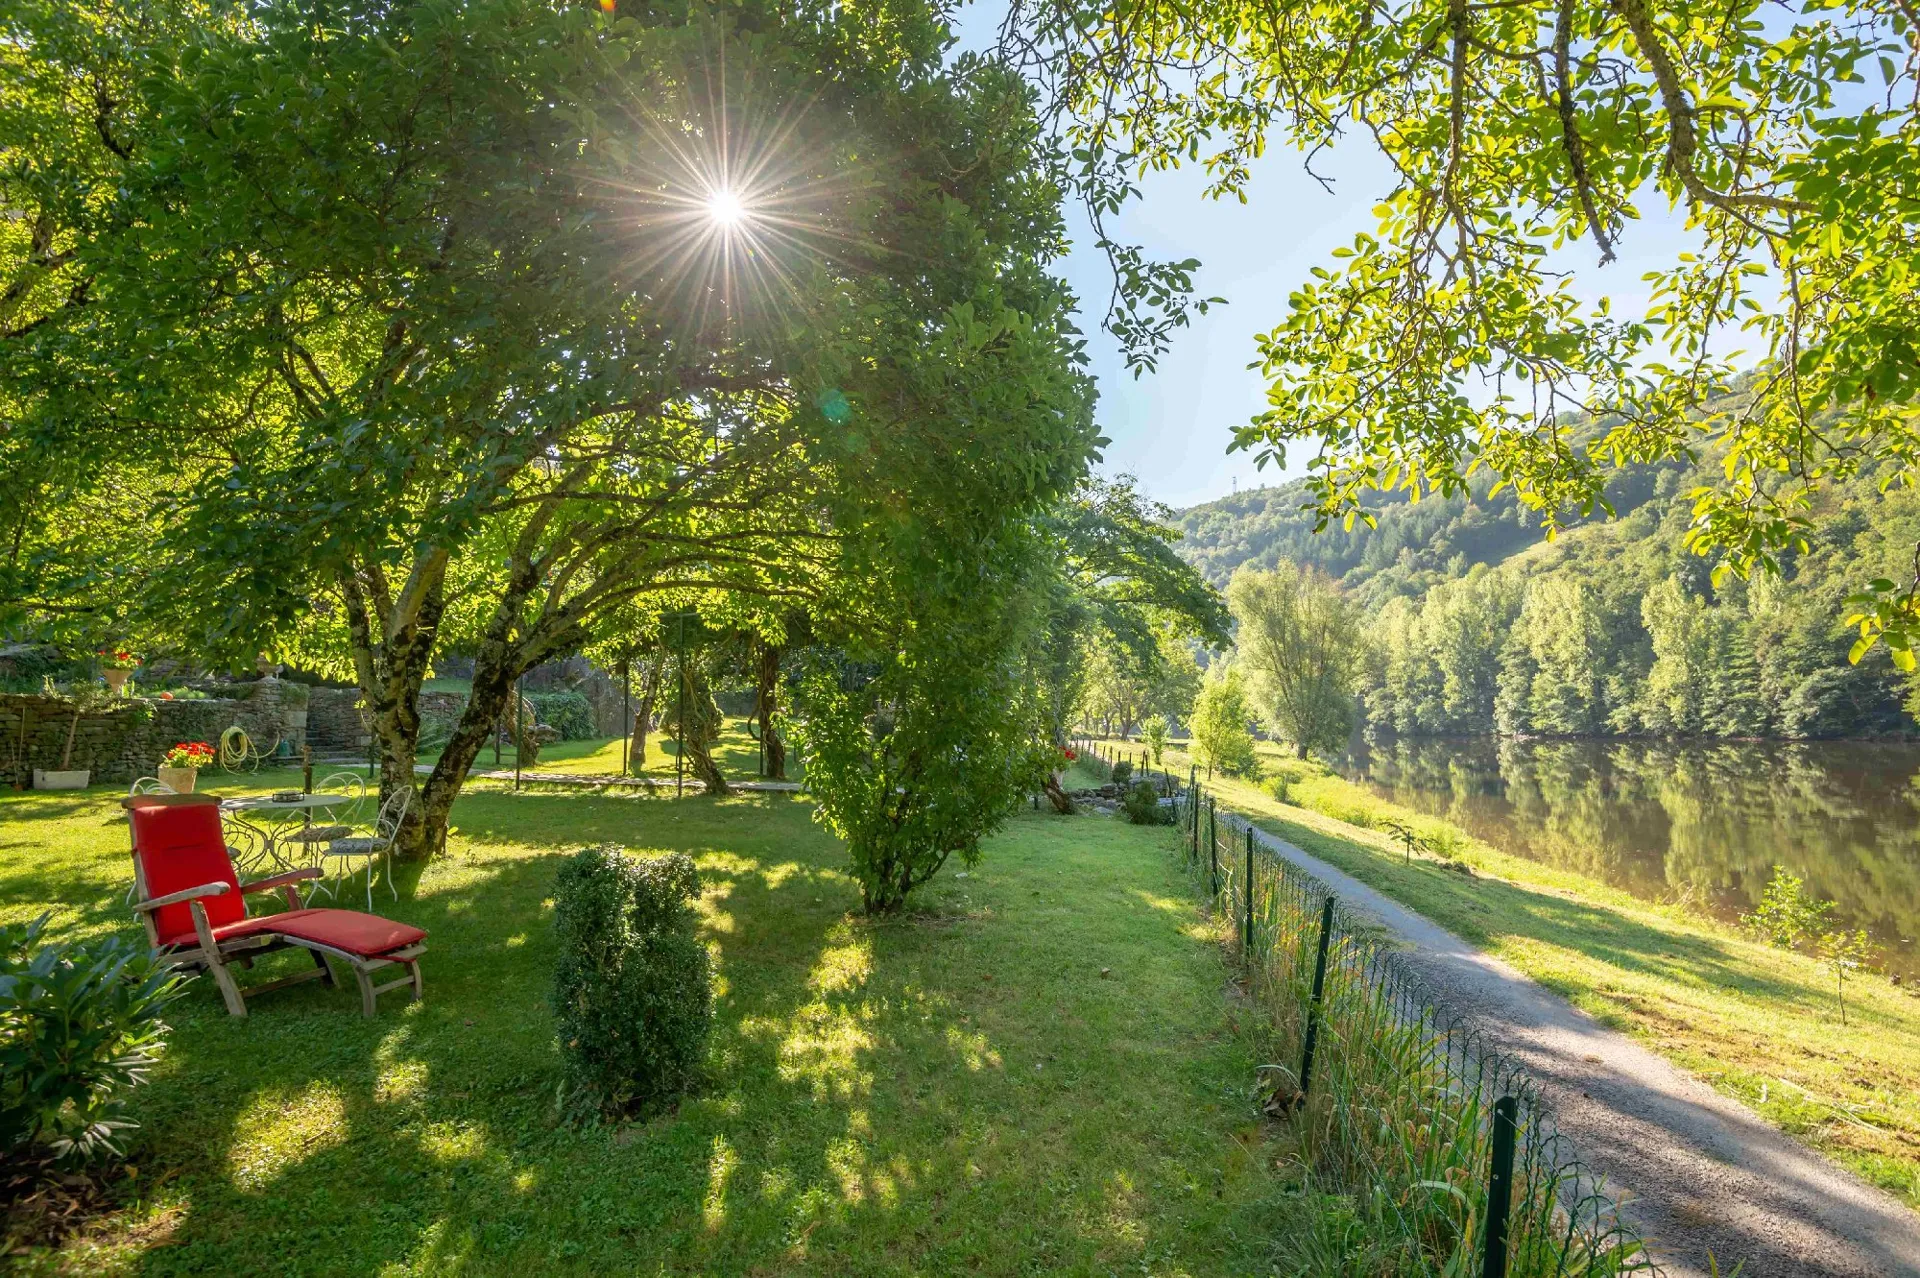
[1,772,1287,1275]
[429,716,801,785]
[1092,735,1920,1211]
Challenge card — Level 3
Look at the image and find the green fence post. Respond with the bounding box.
[1299,895,1336,1098]
[1482,1095,1518,1278]
[1244,824,1255,953]
[1208,798,1218,896]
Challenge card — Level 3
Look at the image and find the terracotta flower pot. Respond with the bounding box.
[103,668,131,695]
[157,765,199,794]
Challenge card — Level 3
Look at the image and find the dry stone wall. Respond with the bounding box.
[2,678,309,788]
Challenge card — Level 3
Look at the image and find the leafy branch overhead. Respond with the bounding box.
[1003,0,1920,654]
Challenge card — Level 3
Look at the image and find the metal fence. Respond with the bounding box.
[1071,739,1653,1277]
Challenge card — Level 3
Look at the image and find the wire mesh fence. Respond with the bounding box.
[1071,739,1654,1277]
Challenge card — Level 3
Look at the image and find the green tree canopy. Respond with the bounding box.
[1190,662,1257,778]
[1229,562,1365,759]
[1005,0,1920,660]
[4,0,1098,857]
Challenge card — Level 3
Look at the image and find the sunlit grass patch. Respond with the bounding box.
[1123,735,1920,1211]
[2,772,1287,1274]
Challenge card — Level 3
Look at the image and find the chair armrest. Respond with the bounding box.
[133,882,231,913]
[240,868,323,895]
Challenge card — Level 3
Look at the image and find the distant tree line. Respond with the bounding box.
[1176,442,1919,742]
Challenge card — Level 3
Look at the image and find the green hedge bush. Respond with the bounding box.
[528,691,595,741]
[0,914,186,1166]
[1110,758,1134,786]
[1121,779,1173,825]
[550,846,711,1120]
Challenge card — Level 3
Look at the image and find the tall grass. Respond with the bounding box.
[1190,797,1651,1277]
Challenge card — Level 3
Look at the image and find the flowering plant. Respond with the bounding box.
[98,649,141,671]
[1061,747,1077,762]
[161,741,214,770]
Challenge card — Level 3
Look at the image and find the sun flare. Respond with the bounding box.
[706,188,747,228]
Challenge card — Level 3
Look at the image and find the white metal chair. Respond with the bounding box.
[282,772,367,852]
[320,785,413,910]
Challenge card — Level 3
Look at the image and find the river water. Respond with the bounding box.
[1336,736,1920,977]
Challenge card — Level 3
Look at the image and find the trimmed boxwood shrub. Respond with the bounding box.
[527,691,594,741]
[1110,758,1133,786]
[550,846,711,1120]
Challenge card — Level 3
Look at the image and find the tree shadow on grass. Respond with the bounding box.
[3,788,1283,1275]
[107,792,1121,1276]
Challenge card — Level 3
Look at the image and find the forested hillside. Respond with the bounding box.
[1173,457,1918,740]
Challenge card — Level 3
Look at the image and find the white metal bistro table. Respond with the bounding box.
[219,793,353,875]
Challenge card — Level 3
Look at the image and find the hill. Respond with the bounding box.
[1171,457,1916,739]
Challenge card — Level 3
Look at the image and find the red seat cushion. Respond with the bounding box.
[132,802,244,942]
[237,908,426,957]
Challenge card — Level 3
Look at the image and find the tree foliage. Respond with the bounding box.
[1005,0,1920,658]
[1189,663,1257,778]
[4,0,1099,859]
[1229,563,1365,759]
[794,531,1055,913]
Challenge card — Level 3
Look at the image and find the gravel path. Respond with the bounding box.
[1239,819,1920,1278]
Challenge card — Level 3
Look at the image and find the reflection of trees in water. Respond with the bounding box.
[1346,738,1920,970]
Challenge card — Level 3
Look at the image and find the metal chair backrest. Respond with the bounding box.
[372,784,414,844]
[129,776,177,797]
[318,772,368,824]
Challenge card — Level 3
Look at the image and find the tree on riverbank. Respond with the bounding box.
[1230,563,1364,759]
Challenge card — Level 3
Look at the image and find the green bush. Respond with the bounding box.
[1266,773,1294,805]
[1110,758,1134,786]
[0,914,187,1166]
[1121,780,1173,825]
[529,691,595,741]
[551,846,711,1120]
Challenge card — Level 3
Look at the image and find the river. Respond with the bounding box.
[1336,736,1920,978]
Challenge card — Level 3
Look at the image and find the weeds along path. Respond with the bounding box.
[1240,820,1920,1278]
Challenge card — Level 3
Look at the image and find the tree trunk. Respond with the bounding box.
[341,558,446,864]
[61,707,80,770]
[1295,742,1308,760]
[756,641,786,779]
[415,660,521,860]
[632,659,659,770]
[1043,771,1074,814]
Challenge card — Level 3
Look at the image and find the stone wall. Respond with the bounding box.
[307,687,369,756]
[2,678,308,788]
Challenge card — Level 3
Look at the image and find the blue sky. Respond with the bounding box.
[944,7,1709,513]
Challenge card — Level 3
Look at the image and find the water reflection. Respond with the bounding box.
[1338,737,1920,976]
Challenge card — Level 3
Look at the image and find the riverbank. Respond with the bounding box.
[1108,738,1920,1212]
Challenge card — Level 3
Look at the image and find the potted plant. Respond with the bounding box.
[157,741,215,794]
[98,648,141,696]
[32,683,119,790]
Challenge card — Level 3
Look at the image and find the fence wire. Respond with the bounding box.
[1077,741,1654,1277]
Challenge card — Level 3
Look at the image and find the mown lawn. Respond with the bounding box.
[429,715,803,784]
[1,772,1285,1275]
[1092,736,1920,1211]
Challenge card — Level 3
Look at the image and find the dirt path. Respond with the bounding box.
[1235,817,1920,1278]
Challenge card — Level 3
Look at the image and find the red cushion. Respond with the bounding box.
[132,802,244,941]
[248,908,426,957]
[161,908,426,957]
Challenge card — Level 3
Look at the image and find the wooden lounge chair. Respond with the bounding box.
[123,794,427,1017]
